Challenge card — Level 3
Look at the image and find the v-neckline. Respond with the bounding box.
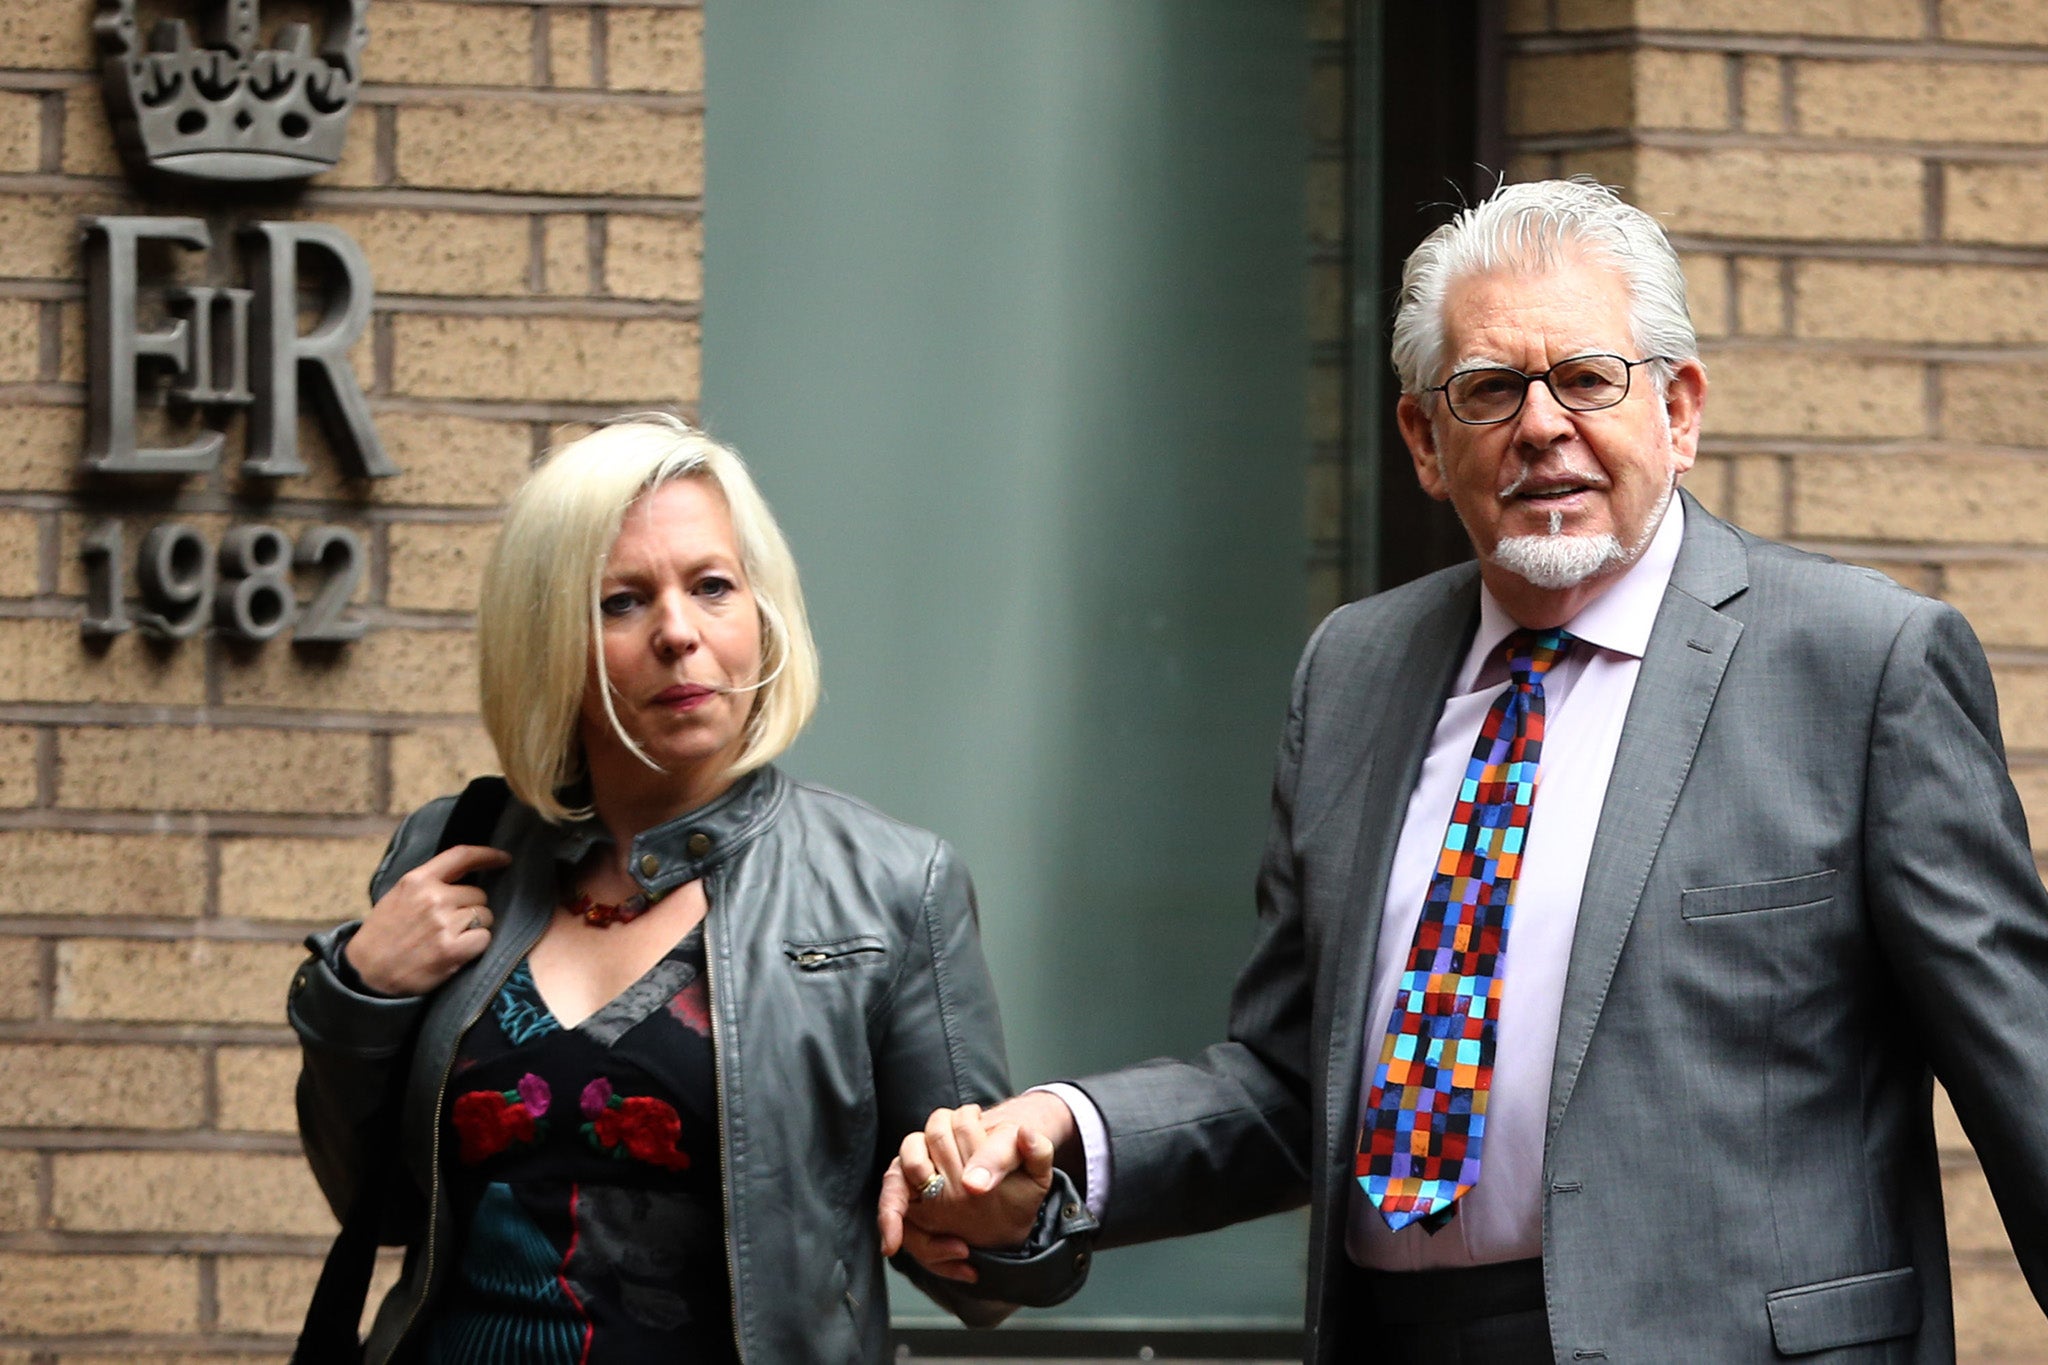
[524,922,706,1040]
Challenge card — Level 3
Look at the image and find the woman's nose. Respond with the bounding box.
[650,592,699,656]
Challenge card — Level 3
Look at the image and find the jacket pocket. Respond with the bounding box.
[1680,869,1837,920]
[1765,1266,1919,1355]
[783,935,887,973]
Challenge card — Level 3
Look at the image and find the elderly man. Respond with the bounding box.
[879,178,2048,1362]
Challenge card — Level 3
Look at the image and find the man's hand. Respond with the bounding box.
[878,1092,1078,1283]
[343,844,511,996]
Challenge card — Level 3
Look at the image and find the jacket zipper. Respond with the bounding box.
[387,948,524,1359]
[704,883,748,1364]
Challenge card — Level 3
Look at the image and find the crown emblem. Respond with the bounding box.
[94,0,369,183]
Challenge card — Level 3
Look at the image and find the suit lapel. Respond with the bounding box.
[1322,570,1479,1165]
[1546,494,1750,1134]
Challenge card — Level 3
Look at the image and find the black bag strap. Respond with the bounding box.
[291,776,512,1365]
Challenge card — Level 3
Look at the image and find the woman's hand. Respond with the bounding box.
[878,1096,1069,1282]
[343,844,512,997]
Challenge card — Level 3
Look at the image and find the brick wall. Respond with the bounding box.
[0,1,701,1356]
[1505,2,2048,1360]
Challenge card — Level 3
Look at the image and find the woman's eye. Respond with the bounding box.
[599,591,639,617]
[696,576,735,600]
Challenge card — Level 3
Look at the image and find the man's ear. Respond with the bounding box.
[1663,358,1707,476]
[1397,394,1451,502]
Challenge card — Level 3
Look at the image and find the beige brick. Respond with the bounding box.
[314,209,532,298]
[1306,461,1344,546]
[1679,253,1728,339]
[1798,261,2048,344]
[543,213,589,294]
[551,8,598,89]
[1307,156,1344,247]
[0,619,207,707]
[57,300,85,383]
[0,509,39,596]
[217,626,478,715]
[1945,562,2048,649]
[1995,665,2048,752]
[0,405,81,497]
[1942,361,2048,447]
[1740,54,1785,133]
[1933,1081,1970,1151]
[2013,766,2048,851]
[216,1044,301,1134]
[218,835,389,925]
[362,1,533,87]
[398,102,700,196]
[0,725,35,810]
[0,1151,35,1229]
[0,6,95,68]
[1628,146,1923,243]
[61,85,122,177]
[1732,256,1784,336]
[1307,363,1344,445]
[1309,0,1347,41]
[1308,58,1346,145]
[1729,453,1788,536]
[0,937,39,1019]
[1706,350,1924,439]
[1557,145,1635,192]
[1508,151,1556,185]
[51,1151,333,1235]
[605,214,703,302]
[1507,51,1631,136]
[55,938,303,1025]
[0,1043,204,1128]
[0,299,39,383]
[0,91,38,173]
[217,1252,402,1337]
[1308,260,1344,348]
[1802,60,2048,145]
[607,8,705,94]
[0,1253,198,1333]
[1597,0,1924,36]
[1945,0,2048,44]
[0,196,122,280]
[387,522,497,613]
[1682,455,1731,520]
[57,726,376,814]
[1791,452,2048,545]
[1953,1252,2048,1364]
[390,723,499,813]
[1944,1161,2015,1255]
[0,831,205,919]
[1636,48,1730,131]
[58,1356,293,1365]
[283,411,536,509]
[1948,162,2048,248]
[392,315,699,403]
[322,104,382,187]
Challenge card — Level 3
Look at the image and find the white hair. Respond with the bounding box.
[1390,177,1698,399]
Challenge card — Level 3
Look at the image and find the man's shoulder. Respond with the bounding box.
[1719,520,1936,636]
[1312,559,1480,655]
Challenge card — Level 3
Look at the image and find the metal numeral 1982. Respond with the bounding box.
[80,518,367,643]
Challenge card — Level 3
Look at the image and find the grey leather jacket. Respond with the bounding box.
[289,765,1014,1363]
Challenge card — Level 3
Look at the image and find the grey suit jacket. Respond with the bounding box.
[1071,495,2048,1363]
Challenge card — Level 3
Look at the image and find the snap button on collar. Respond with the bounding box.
[638,853,661,877]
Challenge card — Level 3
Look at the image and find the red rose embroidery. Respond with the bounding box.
[450,1074,550,1164]
[581,1083,691,1170]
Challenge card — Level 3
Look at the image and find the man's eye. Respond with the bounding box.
[1463,373,1521,399]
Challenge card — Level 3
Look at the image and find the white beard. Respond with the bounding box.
[1489,474,1675,590]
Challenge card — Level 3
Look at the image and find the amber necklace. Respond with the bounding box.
[561,888,653,929]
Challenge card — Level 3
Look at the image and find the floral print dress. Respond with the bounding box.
[425,923,738,1365]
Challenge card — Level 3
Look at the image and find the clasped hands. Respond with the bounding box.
[877,1091,1078,1284]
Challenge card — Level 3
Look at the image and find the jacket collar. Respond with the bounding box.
[552,764,788,898]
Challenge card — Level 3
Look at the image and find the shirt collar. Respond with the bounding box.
[1459,492,1686,692]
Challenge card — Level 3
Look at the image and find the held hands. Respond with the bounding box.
[877,1093,1076,1283]
[342,844,512,997]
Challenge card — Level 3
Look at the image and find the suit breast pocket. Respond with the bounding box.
[1680,869,1838,921]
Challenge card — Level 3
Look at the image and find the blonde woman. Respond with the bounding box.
[290,415,1034,1364]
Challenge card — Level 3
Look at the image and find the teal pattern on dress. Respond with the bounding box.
[494,961,560,1047]
[427,1182,584,1364]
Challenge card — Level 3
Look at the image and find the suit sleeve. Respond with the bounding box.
[1064,620,1328,1246]
[1864,598,2048,1304]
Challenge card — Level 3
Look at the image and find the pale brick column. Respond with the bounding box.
[1505,2,2048,1360]
[0,0,701,1355]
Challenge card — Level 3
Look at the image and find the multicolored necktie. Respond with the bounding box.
[1356,626,1572,1233]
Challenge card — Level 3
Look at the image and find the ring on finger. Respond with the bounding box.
[916,1172,947,1202]
[466,913,484,932]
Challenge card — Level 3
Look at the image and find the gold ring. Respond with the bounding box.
[917,1172,947,1201]
[466,913,483,932]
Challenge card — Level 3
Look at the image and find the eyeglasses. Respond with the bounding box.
[1427,353,1669,426]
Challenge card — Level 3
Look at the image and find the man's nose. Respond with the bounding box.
[1510,378,1575,449]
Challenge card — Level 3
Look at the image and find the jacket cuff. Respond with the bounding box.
[959,1166,1099,1308]
[288,923,428,1059]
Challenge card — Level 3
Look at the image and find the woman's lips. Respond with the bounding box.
[655,683,716,710]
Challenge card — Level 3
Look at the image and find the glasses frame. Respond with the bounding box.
[1427,353,1672,427]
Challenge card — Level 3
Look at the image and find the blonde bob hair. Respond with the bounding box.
[478,414,821,823]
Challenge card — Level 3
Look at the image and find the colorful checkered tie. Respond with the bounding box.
[1356,625,1572,1233]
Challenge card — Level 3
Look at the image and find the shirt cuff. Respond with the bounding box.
[1029,1082,1110,1221]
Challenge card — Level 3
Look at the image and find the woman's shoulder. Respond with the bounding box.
[775,775,957,874]
[370,780,537,901]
